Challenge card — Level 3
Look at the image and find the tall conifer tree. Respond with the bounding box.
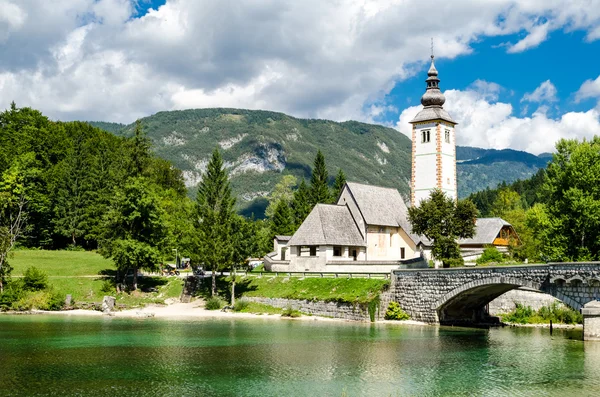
[272,199,295,236]
[195,149,235,296]
[309,150,330,206]
[291,179,311,227]
[332,169,346,201]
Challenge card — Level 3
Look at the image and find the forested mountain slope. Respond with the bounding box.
[90,108,549,215]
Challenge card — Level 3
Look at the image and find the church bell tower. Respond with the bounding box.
[409,54,457,206]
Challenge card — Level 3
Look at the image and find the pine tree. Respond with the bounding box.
[195,149,235,296]
[332,168,346,201]
[309,150,330,206]
[272,199,295,236]
[291,179,311,227]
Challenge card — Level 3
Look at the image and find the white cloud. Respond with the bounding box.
[521,80,558,103]
[507,22,550,53]
[576,75,600,105]
[397,81,600,154]
[0,0,599,124]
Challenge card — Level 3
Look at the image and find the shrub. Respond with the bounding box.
[12,289,64,311]
[0,281,25,311]
[281,305,301,318]
[476,246,504,265]
[384,302,410,320]
[23,267,48,291]
[100,280,115,294]
[233,298,249,312]
[205,296,224,310]
[443,257,464,268]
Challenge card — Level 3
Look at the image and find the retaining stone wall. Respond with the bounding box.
[488,288,561,315]
[244,297,380,321]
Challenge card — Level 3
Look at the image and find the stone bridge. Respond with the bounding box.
[392,262,600,340]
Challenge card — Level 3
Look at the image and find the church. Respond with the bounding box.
[264,55,519,273]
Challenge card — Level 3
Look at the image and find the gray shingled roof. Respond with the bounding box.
[458,218,512,245]
[344,182,420,244]
[410,106,456,124]
[287,204,366,247]
[274,235,291,241]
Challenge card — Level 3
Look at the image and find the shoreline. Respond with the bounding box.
[0,301,428,326]
[0,304,583,329]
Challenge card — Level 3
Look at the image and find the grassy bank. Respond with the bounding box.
[197,275,389,305]
[501,303,583,325]
[3,250,184,309]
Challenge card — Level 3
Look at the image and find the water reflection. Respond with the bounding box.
[2,316,600,396]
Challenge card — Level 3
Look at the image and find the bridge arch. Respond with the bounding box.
[430,276,580,325]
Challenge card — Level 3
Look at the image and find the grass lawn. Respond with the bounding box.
[199,276,390,305]
[47,276,184,307]
[7,250,184,309]
[237,302,282,315]
[11,250,115,276]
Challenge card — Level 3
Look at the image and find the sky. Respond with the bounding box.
[1,0,600,154]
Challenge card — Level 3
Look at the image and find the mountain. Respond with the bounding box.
[89,108,550,216]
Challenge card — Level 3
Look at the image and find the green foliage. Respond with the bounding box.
[332,169,347,200]
[527,137,600,261]
[384,302,410,320]
[195,149,236,295]
[0,105,186,251]
[205,296,225,310]
[23,266,48,291]
[291,179,311,227]
[309,150,331,205]
[232,298,250,312]
[501,303,582,325]
[476,246,504,265]
[265,175,297,219]
[408,190,478,268]
[444,257,465,268]
[100,280,114,294]
[12,289,64,311]
[368,294,380,322]
[271,199,295,236]
[281,305,302,318]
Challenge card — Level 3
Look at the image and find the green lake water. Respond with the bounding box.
[0,315,598,397]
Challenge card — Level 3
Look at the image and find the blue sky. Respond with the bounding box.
[1,0,600,154]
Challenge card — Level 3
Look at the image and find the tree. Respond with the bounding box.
[408,189,478,268]
[101,177,166,290]
[489,189,523,217]
[130,119,151,177]
[528,137,600,261]
[265,175,297,219]
[0,155,32,292]
[291,179,311,227]
[332,169,346,200]
[229,215,258,305]
[195,149,235,296]
[309,150,331,205]
[272,199,295,236]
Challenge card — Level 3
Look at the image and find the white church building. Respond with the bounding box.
[264,55,518,273]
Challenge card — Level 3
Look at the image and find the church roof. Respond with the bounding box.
[287,204,366,247]
[458,218,512,245]
[344,182,421,244]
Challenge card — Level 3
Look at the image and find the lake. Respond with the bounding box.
[0,315,598,396]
